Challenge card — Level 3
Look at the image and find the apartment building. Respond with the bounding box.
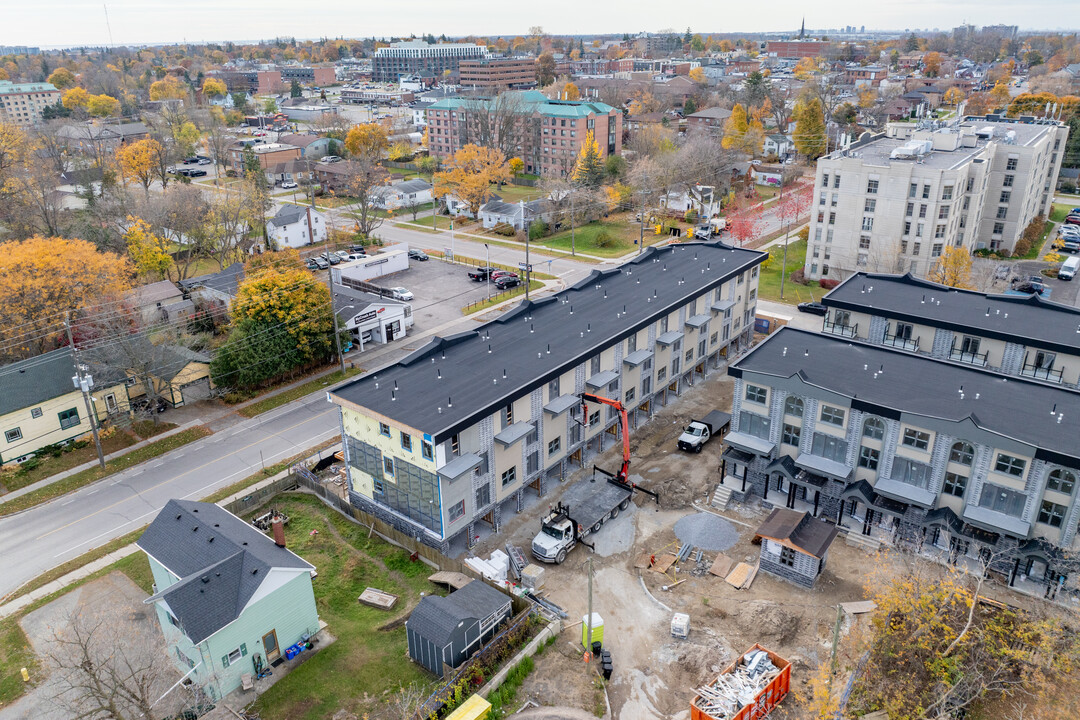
[821,272,1080,388]
[426,90,621,178]
[373,41,488,83]
[0,81,60,125]
[226,142,301,172]
[725,326,1080,591]
[765,40,830,59]
[278,66,336,86]
[458,58,537,90]
[329,241,766,553]
[209,69,284,95]
[805,115,1068,282]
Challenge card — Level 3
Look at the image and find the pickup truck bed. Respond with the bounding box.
[700,410,730,433]
[560,477,634,532]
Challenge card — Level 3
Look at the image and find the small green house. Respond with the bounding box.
[138,500,320,700]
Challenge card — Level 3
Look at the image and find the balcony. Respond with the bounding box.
[949,348,989,367]
[822,320,858,338]
[1020,363,1064,383]
[882,332,920,352]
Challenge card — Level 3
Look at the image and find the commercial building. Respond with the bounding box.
[765,40,830,59]
[328,240,766,553]
[426,90,622,178]
[340,87,415,105]
[227,142,302,172]
[278,65,336,86]
[0,81,59,125]
[209,69,284,95]
[373,41,488,83]
[724,324,1080,592]
[805,115,1068,282]
[458,58,537,89]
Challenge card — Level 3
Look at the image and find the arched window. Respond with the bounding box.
[862,417,885,440]
[1047,468,1076,495]
[949,441,975,466]
[784,396,804,417]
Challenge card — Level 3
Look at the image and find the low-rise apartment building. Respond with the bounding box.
[426,90,622,178]
[724,326,1080,591]
[821,272,1080,388]
[0,81,60,125]
[805,115,1068,282]
[227,142,301,173]
[458,58,537,89]
[329,241,766,553]
[373,41,488,83]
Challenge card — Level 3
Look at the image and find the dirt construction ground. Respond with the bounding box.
[475,372,914,720]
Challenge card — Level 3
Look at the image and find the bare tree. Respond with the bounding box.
[6,162,68,237]
[33,121,76,176]
[458,92,532,163]
[342,157,389,237]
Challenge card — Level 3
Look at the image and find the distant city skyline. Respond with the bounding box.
[4,0,1078,49]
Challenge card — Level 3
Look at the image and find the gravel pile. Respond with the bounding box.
[673,512,739,551]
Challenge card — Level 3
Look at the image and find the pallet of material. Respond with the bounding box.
[708,554,733,578]
[428,571,473,590]
[724,562,753,589]
[358,587,398,609]
[691,644,791,720]
[651,554,678,574]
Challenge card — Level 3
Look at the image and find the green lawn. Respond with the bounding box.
[1050,203,1073,223]
[0,617,37,707]
[237,368,363,418]
[757,240,826,304]
[248,494,438,720]
[537,220,662,258]
[396,215,461,232]
[0,431,137,493]
[463,280,544,315]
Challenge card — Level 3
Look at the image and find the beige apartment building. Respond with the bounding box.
[806,115,1068,282]
[0,81,60,125]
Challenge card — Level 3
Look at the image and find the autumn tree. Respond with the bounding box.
[149,77,187,101]
[201,77,227,99]
[562,82,580,101]
[922,51,943,77]
[47,67,76,89]
[721,104,765,156]
[571,131,605,188]
[61,86,90,112]
[210,253,337,388]
[341,156,390,237]
[989,82,1012,110]
[943,86,966,105]
[537,53,556,86]
[0,122,31,191]
[86,94,120,118]
[726,207,765,247]
[927,245,975,289]
[688,66,706,84]
[117,138,162,195]
[124,216,172,280]
[793,98,827,159]
[508,157,524,176]
[0,237,132,358]
[433,144,512,215]
[344,122,389,159]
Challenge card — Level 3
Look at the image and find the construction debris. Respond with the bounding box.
[840,600,877,615]
[691,645,791,720]
[671,612,690,638]
[708,554,733,578]
[724,562,753,589]
[651,553,678,574]
[505,543,528,579]
[358,587,398,609]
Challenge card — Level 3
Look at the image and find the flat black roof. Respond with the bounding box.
[729,327,1080,469]
[332,241,766,443]
[823,272,1080,357]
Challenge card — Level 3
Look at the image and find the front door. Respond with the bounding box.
[263,630,280,663]
[385,323,395,342]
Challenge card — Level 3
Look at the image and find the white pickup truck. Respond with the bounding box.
[677,410,731,453]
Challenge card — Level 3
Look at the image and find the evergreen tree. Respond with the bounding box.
[290,79,302,97]
[793,98,827,159]
[571,131,605,188]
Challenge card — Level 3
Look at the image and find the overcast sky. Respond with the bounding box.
[6,0,1079,48]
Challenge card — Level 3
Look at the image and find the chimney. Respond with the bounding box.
[271,514,286,548]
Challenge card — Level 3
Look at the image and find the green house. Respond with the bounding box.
[137,500,320,700]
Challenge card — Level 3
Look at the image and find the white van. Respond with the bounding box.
[1060,256,1080,281]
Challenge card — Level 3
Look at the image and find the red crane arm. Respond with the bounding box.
[579,392,631,483]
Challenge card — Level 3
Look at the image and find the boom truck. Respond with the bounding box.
[531,392,659,564]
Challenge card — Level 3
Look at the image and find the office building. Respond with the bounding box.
[458,58,537,90]
[373,41,488,83]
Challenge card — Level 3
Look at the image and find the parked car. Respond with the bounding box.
[390,287,414,301]
[494,275,521,290]
[182,157,198,164]
[344,252,367,262]
[188,170,207,178]
[491,270,519,280]
[312,257,329,270]
[1066,214,1080,226]
[347,245,366,253]
[334,250,351,261]
[797,301,828,316]
[320,155,342,163]
[322,252,341,265]
[281,181,298,189]
[468,266,496,281]
[305,258,319,270]
[408,249,429,261]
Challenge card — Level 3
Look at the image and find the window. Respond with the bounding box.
[893,457,932,489]
[909,182,918,198]
[685,349,694,362]
[833,174,840,188]
[938,206,950,220]
[943,472,968,497]
[866,179,878,194]
[548,437,561,456]
[1047,468,1076,495]
[400,432,412,452]
[996,206,1007,220]
[994,453,1026,478]
[1038,501,1066,528]
[862,217,874,232]
[448,499,466,523]
[625,387,636,404]
[904,222,911,236]
[548,377,560,398]
[4,428,22,443]
[980,484,1027,516]
[859,446,880,470]
[948,441,974,466]
[811,433,848,462]
[828,212,836,225]
[1003,174,1014,187]
[779,546,796,567]
[657,367,667,383]
[784,396,804,417]
[819,405,845,427]
[739,411,771,440]
[859,236,871,250]
[999,190,1011,204]
[222,645,247,668]
[450,434,460,456]
[863,417,885,440]
[626,333,637,353]
[745,384,768,404]
[421,440,434,461]
[379,422,391,437]
[822,173,829,187]
[942,185,954,200]
[57,408,79,430]
[503,404,514,426]
[902,428,930,450]
[932,243,943,257]
[1006,157,1018,171]
[782,424,801,446]
[383,456,395,476]
[918,204,927,218]
[373,478,385,493]
[993,222,1004,235]
[30,407,42,419]
[500,466,517,487]
[922,184,930,199]
[864,198,876,213]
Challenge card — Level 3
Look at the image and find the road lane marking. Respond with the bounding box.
[34,408,337,542]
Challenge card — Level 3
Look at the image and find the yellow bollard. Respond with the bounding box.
[21,667,29,682]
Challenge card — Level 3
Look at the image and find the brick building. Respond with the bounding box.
[458,58,536,90]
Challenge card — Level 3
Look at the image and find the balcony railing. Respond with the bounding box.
[1020,363,1064,383]
[949,348,989,367]
[823,320,858,338]
[882,333,920,352]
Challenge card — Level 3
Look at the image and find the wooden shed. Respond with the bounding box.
[405,580,512,677]
[753,508,839,589]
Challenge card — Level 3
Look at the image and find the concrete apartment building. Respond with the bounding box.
[373,41,488,83]
[458,58,537,89]
[765,40,830,59]
[0,81,60,125]
[724,325,1080,592]
[329,241,766,553]
[227,142,301,173]
[805,115,1068,282]
[820,272,1080,388]
[426,90,622,178]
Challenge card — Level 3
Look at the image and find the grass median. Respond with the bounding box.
[0,427,212,518]
[237,367,363,419]
[463,280,544,315]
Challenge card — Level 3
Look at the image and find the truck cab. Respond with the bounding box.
[678,421,712,452]
[531,514,575,564]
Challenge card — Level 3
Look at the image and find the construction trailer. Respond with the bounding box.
[691,644,791,720]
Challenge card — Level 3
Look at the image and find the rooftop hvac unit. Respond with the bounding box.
[1003,130,1017,144]
[975,126,995,139]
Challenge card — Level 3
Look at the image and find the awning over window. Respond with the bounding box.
[724,431,775,456]
[438,453,481,481]
[873,477,936,509]
[494,422,534,447]
[962,505,1030,538]
[685,314,711,329]
[795,453,852,481]
[585,370,619,389]
[712,298,737,312]
[656,331,684,346]
[622,350,654,367]
[543,394,579,416]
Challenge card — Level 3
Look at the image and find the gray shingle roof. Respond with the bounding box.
[270,204,306,226]
[138,500,313,644]
[179,262,245,298]
[0,348,78,416]
[406,580,510,646]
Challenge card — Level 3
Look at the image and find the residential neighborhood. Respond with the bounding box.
[0,13,1079,720]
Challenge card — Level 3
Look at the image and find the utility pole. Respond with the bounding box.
[778,175,788,301]
[64,313,105,470]
[586,556,594,652]
[485,243,491,301]
[638,188,651,256]
[521,199,531,301]
[325,231,346,374]
[830,604,843,674]
[570,186,576,256]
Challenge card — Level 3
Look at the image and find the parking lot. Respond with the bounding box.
[367,256,499,329]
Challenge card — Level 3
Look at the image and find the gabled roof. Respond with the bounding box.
[406,580,509,646]
[133,280,184,307]
[179,262,245,298]
[688,107,732,120]
[755,508,839,559]
[269,204,307,226]
[138,500,313,644]
[0,348,79,416]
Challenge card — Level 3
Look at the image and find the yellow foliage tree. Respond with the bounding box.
[117,138,163,195]
[175,121,201,158]
[387,141,414,161]
[928,245,975,288]
[603,182,633,212]
[149,77,187,101]
[0,236,133,357]
[87,94,120,117]
[857,88,878,109]
[344,123,389,159]
[61,87,90,111]
[943,87,966,105]
[124,217,172,280]
[508,157,525,175]
[688,66,706,84]
[922,51,943,78]
[793,56,821,80]
[571,130,605,188]
[0,122,32,191]
[432,144,511,215]
[47,67,76,89]
[721,104,748,150]
[562,82,580,101]
[201,77,227,98]
[989,82,1011,109]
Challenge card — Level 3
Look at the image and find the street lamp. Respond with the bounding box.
[485,243,491,301]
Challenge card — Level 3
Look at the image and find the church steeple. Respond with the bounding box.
[799,17,805,39]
